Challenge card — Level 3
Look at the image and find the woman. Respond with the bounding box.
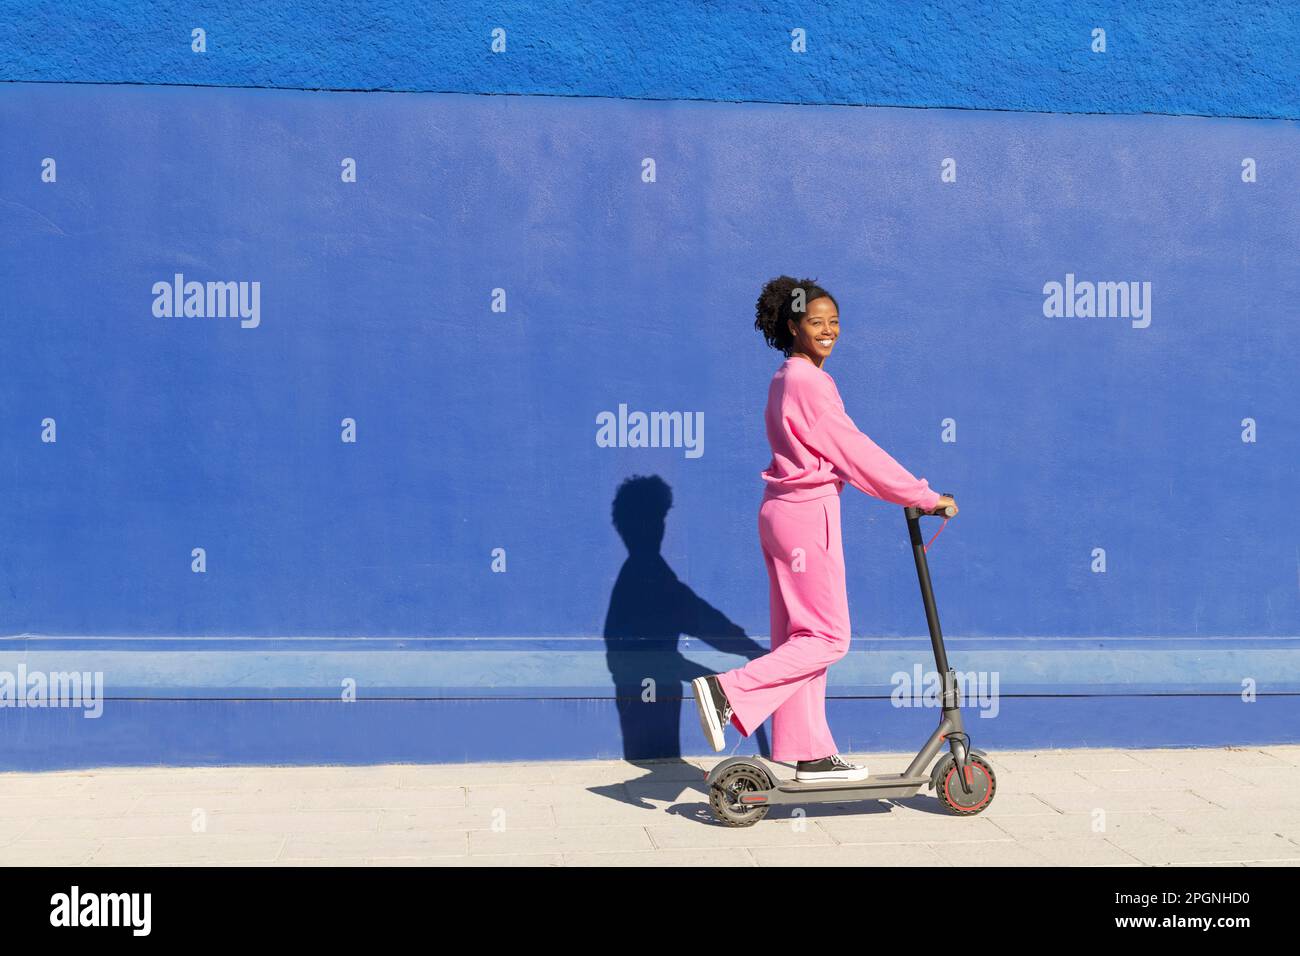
[692,276,957,782]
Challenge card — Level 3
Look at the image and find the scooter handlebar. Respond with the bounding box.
[908,492,956,518]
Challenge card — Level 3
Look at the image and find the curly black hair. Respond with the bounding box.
[754,276,838,356]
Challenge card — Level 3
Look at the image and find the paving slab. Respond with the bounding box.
[0,746,1296,866]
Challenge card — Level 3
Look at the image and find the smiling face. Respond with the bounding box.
[787,295,839,365]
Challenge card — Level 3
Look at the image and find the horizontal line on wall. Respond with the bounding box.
[2,80,1294,123]
[5,634,1298,648]
[1,639,1295,697]
[10,692,1296,702]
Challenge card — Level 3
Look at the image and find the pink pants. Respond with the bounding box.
[716,493,852,762]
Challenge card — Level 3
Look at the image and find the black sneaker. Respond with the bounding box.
[795,754,869,782]
[691,675,733,752]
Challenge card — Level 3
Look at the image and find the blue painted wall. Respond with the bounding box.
[1,3,1298,767]
[3,0,1298,118]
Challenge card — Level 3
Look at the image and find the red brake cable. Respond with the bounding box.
[923,518,949,554]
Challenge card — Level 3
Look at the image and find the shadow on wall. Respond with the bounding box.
[602,474,770,760]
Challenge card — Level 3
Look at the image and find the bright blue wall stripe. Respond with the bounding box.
[0,641,1297,696]
[1,0,1297,119]
[1,696,1296,771]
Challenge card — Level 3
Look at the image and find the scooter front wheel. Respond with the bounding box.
[708,763,773,827]
[934,754,996,815]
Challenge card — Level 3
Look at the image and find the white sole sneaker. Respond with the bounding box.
[795,768,870,783]
[691,676,726,752]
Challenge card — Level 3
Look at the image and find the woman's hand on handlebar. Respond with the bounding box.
[932,495,958,517]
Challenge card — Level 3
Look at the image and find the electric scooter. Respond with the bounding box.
[702,495,996,826]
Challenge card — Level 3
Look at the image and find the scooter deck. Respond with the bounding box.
[763,772,929,804]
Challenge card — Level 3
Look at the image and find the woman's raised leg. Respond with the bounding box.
[716,495,851,757]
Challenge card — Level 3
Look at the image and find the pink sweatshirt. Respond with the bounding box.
[760,355,942,509]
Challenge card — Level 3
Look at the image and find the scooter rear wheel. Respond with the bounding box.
[708,763,773,827]
[935,754,996,815]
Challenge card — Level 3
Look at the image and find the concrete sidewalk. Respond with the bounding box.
[1,746,1298,866]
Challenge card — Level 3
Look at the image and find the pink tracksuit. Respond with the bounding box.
[715,355,942,762]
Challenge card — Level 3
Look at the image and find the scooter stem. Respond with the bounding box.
[903,498,976,795]
[903,500,951,676]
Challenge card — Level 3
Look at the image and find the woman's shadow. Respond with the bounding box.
[597,474,771,811]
